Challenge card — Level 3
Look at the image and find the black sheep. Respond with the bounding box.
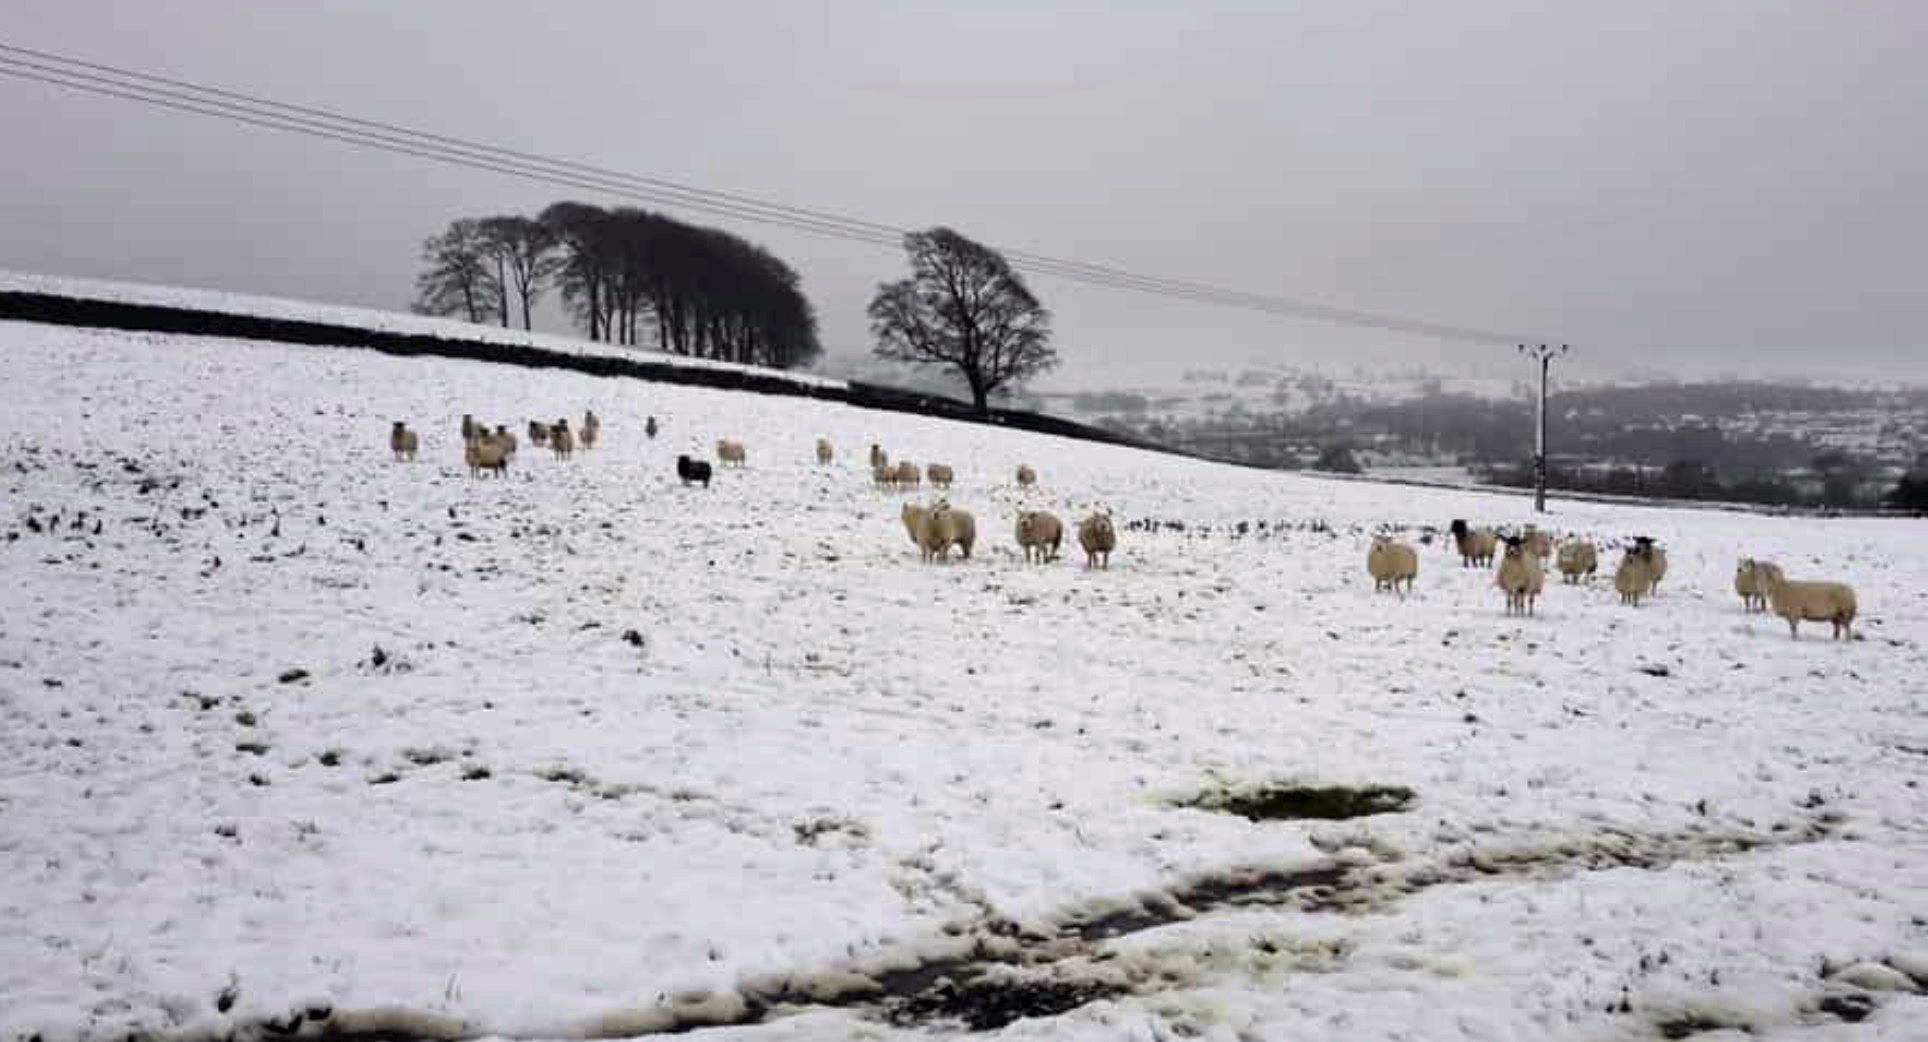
[676,454,712,488]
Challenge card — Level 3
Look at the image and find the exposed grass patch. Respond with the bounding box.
[537,765,592,786]
[1182,783,1415,822]
[402,746,455,767]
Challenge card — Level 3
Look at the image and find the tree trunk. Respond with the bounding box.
[495,255,510,327]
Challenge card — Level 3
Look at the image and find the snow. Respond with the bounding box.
[0,269,847,390]
[1,317,1925,1041]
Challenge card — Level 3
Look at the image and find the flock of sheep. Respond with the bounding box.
[383,413,1121,569]
[388,410,604,477]
[387,410,1861,637]
[1368,521,1860,640]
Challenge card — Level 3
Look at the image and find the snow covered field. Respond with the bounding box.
[2,319,1925,1041]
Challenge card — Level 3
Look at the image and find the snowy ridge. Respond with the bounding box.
[2,321,1925,1041]
[0,268,846,389]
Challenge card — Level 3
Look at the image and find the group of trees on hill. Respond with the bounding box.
[413,210,1058,410]
[413,204,824,371]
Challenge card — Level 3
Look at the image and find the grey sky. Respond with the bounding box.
[2,0,1925,388]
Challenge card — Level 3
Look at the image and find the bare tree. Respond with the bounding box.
[541,201,617,341]
[868,227,1055,414]
[479,216,561,331]
[412,219,499,324]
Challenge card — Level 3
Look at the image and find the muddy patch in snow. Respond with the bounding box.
[200,813,1844,1040]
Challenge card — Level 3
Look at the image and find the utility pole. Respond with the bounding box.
[1519,343,1569,514]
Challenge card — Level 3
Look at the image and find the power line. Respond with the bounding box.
[0,40,1533,345]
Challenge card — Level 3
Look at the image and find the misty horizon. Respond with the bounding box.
[4,1,1926,389]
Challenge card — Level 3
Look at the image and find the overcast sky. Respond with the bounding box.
[2,0,1925,388]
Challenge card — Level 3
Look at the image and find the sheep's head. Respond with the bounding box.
[1449,519,1469,538]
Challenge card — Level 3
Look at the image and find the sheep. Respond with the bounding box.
[926,463,954,489]
[389,421,418,462]
[645,415,659,440]
[1015,510,1064,563]
[464,434,509,478]
[1613,547,1653,606]
[1646,542,1669,592]
[901,502,930,545]
[1759,566,1857,641]
[1448,519,1498,567]
[1496,535,1544,615]
[1078,510,1117,569]
[1734,558,1784,613]
[676,454,712,488]
[915,500,976,562]
[1556,539,1598,584]
[579,411,600,451]
[492,425,518,460]
[1016,464,1038,488]
[461,413,478,441]
[528,420,549,446]
[550,419,575,460]
[893,460,921,489]
[1367,535,1419,595]
[1524,526,1554,561]
[816,438,834,465]
[869,444,888,470]
[717,439,747,468]
[873,463,897,488]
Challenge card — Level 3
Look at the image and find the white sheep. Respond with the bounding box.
[1613,548,1652,606]
[1525,526,1554,561]
[873,463,897,488]
[900,502,928,546]
[579,411,600,451]
[465,434,509,478]
[1016,464,1038,488]
[1496,536,1545,615]
[916,501,976,562]
[1556,539,1598,584]
[492,425,518,460]
[1448,519,1497,567]
[869,444,888,470]
[816,438,834,465]
[1367,535,1419,595]
[893,460,921,489]
[1078,510,1117,569]
[717,439,747,468]
[926,463,954,489]
[1759,567,1857,641]
[1015,510,1064,563]
[550,419,575,460]
[528,420,549,446]
[389,421,418,462]
[1734,558,1784,613]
